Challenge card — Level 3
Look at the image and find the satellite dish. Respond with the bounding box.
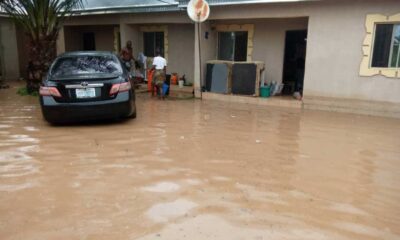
[187,0,210,23]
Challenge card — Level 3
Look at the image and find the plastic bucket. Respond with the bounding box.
[171,74,178,85]
[162,83,169,96]
[260,86,271,98]
[178,80,184,88]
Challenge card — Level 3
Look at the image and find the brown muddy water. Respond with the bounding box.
[0,86,400,240]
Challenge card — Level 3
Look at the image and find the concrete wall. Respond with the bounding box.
[121,23,195,83]
[206,0,400,104]
[120,24,140,57]
[168,24,195,83]
[63,25,117,52]
[305,0,400,103]
[253,18,308,84]
[0,17,20,80]
[209,18,308,85]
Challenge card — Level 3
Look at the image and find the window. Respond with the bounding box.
[143,32,164,57]
[218,31,248,61]
[372,24,400,68]
[360,14,400,78]
[51,55,122,78]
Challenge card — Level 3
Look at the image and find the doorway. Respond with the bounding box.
[83,32,96,51]
[282,30,307,95]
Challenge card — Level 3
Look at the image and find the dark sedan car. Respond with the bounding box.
[39,51,136,124]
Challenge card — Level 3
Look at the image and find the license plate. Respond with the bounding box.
[76,88,96,98]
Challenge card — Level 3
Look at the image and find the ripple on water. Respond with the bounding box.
[0,151,39,178]
[7,135,39,143]
[23,126,39,132]
[334,222,398,239]
[329,203,369,216]
[4,116,33,119]
[146,199,197,223]
[137,214,344,240]
[17,145,39,153]
[142,182,181,193]
[0,130,40,191]
[212,176,231,182]
[185,179,203,185]
[0,182,38,192]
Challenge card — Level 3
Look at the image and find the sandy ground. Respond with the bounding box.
[0,85,400,240]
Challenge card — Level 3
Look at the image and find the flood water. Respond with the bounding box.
[0,86,400,239]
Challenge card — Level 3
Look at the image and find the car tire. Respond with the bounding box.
[128,111,136,119]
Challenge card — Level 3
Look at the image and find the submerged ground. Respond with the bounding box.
[0,85,399,239]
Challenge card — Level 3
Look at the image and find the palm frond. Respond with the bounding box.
[0,0,84,41]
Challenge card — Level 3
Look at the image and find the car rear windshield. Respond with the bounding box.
[51,55,122,78]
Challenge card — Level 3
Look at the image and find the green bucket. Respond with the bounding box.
[260,86,271,98]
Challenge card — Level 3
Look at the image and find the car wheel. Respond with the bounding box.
[128,111,136,119]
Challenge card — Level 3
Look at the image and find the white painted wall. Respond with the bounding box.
[0,17,20,80]
[63,25,117,52]
[304,0,400,103]
[207,0,400,103]
[209,18,308,85]
[121,23,195,83]
[253,18,308,84]
[120,24,140,57]
[168,24,195,83]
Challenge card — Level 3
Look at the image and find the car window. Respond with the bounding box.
[51,55,123,78]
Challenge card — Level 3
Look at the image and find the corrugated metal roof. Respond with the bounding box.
[179,0,315,7]
[73,0,180,14]
[82,0,178,10]
[75,0,316,14]
[1,0,316,16]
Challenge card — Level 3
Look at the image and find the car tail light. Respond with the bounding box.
[39,86,62,98]
[109,82,131,96]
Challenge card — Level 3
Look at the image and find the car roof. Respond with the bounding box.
[58,51,117,58]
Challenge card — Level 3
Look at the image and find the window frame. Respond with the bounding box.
[360,13,400,78]
[143,32,165,58]
[140,25,168,61]
[388,24,400,68]
[217,31,249,62]
[213,24,254,62]
[371,23,400,69]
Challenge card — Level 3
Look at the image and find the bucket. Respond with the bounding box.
[162,83,169,96]
[171,74,178,85]
[260,86,271,98]
[178,80,184,88]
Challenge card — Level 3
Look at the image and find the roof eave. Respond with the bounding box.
[178,0,319,8]
[72,2,181,15]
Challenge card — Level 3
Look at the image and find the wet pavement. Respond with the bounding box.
[0,86,400,240]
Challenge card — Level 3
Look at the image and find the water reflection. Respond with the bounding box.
[0,91,399,240]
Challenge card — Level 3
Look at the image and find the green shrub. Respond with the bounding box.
[17,87,39,97]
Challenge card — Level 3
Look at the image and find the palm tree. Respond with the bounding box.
[0,0,84,93]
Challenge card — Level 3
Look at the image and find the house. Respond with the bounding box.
[1,0,400,117]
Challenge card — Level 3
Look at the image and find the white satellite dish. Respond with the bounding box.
[187,0,210,23]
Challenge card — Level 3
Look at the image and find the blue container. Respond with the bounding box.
[162,83,169,96]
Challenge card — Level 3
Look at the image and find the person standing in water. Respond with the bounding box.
[120,40,134,72]
[151,50,167,98]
